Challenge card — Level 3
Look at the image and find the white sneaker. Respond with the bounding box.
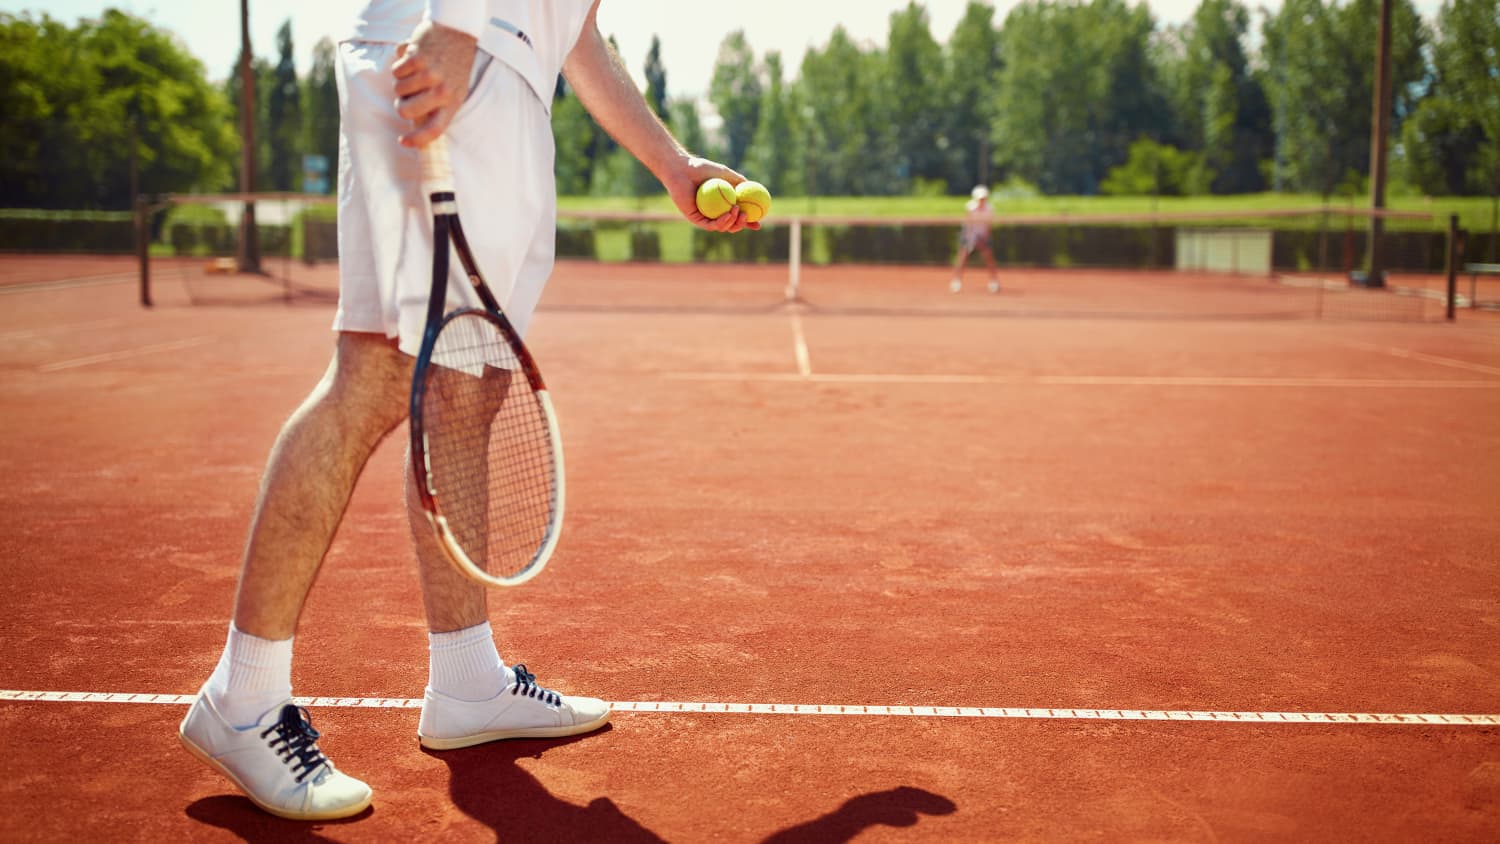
[949,279,962,293]
[179,690,373,820]
[418,664,611,750]
[987,279,1001,293]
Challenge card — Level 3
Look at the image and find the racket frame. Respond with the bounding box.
[408,138,565,588]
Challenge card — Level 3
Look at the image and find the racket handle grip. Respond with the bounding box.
[420,136,455,198]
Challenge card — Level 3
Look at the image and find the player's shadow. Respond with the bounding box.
[430,726,666,842]
[185,795,372,843]
[761,786,958,843]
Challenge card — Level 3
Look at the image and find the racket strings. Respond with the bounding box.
[423,313,559,579]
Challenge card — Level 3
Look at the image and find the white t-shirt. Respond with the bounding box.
[962,198,993,238]
[350,0,594,108]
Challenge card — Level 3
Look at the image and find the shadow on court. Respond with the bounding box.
[761,786,958,843]
[429,727,667,842]
[185,795,372,842]
[431,733,956,842]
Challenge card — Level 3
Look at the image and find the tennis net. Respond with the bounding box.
[137,199,1489,322]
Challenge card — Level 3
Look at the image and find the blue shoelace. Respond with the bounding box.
[260,705,330,784]
[511,664,561,707]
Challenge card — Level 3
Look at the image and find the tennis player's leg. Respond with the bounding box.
[951,231,976,293]
[408,377,610,749]
[978,240,1001,293]
[410,68,607,749]
[181,330,411,820]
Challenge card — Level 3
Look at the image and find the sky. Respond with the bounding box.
[12,0,1446,99]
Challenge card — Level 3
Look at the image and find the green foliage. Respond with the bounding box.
[1100,139,1207,196]
[1,10,236,209]
[709,30,762,171]
[5,1,1495,214]
[1399,0,1500,196]
[1262,0,1428,196]
[944,2,1003,192]
[301,39,338,194]
[992,0,1169,195]
[266,21,303,191]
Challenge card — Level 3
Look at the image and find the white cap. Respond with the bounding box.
[971,185,990,200]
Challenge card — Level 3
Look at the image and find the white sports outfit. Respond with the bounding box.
[335,0,594,354]
[958,198,993,253]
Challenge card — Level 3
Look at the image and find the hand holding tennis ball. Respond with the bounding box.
[694,178,738,219]
[694,177,772,226]
[735,181,771,224]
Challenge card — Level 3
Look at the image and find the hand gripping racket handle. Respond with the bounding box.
[420,136,456,202]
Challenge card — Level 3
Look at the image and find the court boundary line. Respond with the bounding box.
[2,690,1496,726]
[1335,340,1500,377]
[38,337,215,372]
[662,372,1500,389]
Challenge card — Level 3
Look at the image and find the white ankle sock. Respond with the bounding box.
[204,623,294,729]
[428,622,510,702]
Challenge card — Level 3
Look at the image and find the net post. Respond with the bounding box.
[786,217,803,302]
[1445,214,1458,321]
[136,194,152,308]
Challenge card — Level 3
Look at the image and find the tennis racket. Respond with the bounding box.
[408,136,565,588]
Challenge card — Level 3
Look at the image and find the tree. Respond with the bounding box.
[1162,0,1271,193]
[794,27,897,195]
[302,38,338,194]
[643,35,669,124]
[744,53,801,194]
[885,3,948,189]
[0,10,236,208]
[552,80,595,195]
[267,19,303,191]
[1399,0,1499,196]
[708,30,762,171]
[1263,0,1427,196]
[992,0,1166,195]
[944,2,1003,192]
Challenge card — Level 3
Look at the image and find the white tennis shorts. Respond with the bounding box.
[334,40,557,356]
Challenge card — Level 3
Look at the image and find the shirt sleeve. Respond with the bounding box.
[426,0,486,39]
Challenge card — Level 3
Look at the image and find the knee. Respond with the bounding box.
[319,333,412,441]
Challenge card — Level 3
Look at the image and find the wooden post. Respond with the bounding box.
[1365,0,1394,287]
[1446,214,1458,321]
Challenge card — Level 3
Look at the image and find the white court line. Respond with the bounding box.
[1,690,1496,726]
[0,318,126,342]
[663,372,1500,389]
[789,311,812,376]
[0,274,139,294]
[1337,340,1500,377]
[38,337,214,372]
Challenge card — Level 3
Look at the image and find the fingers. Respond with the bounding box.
[699,206,751,233]
[391,22,477,148]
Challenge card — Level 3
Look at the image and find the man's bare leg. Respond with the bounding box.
[407,458,489,634]
[233,331,413,639]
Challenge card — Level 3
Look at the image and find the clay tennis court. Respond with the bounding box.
[2,254,1497,841]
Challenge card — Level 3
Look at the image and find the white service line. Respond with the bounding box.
[0,318,126,342]
[789,311,812,376]
[663,372,1500,389]
[1338,340,1500,377]
[39,337,214,372]
[2,690,1496,726]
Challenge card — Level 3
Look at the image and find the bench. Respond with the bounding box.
[1463,263,1500,310]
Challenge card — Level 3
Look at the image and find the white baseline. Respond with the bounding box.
[1,690,1496,726]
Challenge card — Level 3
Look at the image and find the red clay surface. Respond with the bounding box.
[1,255,1498,841]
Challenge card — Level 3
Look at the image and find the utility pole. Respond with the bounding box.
[238,0,261,272]
[1364,0,1393,287]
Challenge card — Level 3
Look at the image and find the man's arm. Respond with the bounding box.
[563,2,755,233]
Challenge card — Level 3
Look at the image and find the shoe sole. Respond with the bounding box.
[178,727,373,821]
[417,710,611,751]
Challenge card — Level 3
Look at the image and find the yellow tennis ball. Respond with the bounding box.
[735,180,771,224]
[695,178,737,219]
